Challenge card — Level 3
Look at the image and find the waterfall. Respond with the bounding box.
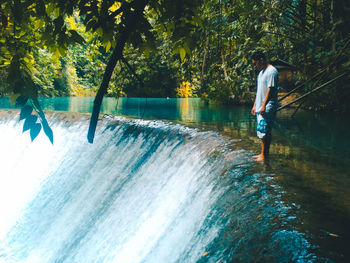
[0,111,314,263]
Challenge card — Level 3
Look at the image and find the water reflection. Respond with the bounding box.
[0,97,255,130]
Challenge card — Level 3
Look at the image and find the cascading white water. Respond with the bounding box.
[0,111,314,263]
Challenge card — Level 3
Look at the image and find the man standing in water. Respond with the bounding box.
[251,51,279,162]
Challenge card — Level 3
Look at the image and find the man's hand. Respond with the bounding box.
[259,105,266,116]
[251,106,256,116]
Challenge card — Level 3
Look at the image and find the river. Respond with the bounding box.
[0,97,349,262]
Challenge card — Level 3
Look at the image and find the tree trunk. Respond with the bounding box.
[200,35,209,89]
[87,0,149,143]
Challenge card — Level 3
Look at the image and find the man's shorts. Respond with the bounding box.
[256,105,276,139]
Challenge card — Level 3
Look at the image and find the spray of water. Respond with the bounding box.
[0,112,314,263]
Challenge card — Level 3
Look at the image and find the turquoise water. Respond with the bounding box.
[0,97,255,123]
[0,97,349,262]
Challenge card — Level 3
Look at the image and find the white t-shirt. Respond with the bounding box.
[255,64,279,112]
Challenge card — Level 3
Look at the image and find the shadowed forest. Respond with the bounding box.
[1,0,349,139]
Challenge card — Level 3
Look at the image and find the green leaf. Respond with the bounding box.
[19,105,33,120]
[179,47,186,62]
[30,123,42,141]
[10,93,21,105]
[143,46,151,58]
[105,41,111,52]
[54,8,60,18]
[42,121,54,144]
[58,46,66,56]
[23,115,37,132]
[46,3,55,16]
[96,27,103,36]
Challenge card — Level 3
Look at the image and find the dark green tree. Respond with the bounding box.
[0,0,202,142]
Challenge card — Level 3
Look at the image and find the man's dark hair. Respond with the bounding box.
[251,50,266,61]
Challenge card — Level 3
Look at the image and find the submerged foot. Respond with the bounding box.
[253,154,263,160]
[253,154,269,162]
[255,155,265,162]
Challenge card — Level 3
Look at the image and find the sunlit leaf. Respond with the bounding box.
[10,93,21,105]
[109,2,121,13]
[54,48,61,58]
[46,3,55,16]
[105,41,111,52]
[54,8,60,18]
[96,27,103,36]
[58,46,66,56]
[179,47,186,62]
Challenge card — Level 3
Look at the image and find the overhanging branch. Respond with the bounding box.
[87,0,149,143]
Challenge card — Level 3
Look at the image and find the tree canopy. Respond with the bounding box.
[0,0,202,142]
[1,0,350,143]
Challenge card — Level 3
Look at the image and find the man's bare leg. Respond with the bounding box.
[255,134,271,162]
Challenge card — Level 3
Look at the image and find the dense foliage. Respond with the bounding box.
[195,0,350,109]
[0,0,349,141]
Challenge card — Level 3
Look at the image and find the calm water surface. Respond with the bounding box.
[0,97,349,262]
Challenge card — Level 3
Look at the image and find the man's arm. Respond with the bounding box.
[251,99,256,116]
[259,87,275,115]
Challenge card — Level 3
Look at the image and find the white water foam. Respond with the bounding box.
[0,114,245,263]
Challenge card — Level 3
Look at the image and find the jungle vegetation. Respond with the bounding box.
[0,0,349,142]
